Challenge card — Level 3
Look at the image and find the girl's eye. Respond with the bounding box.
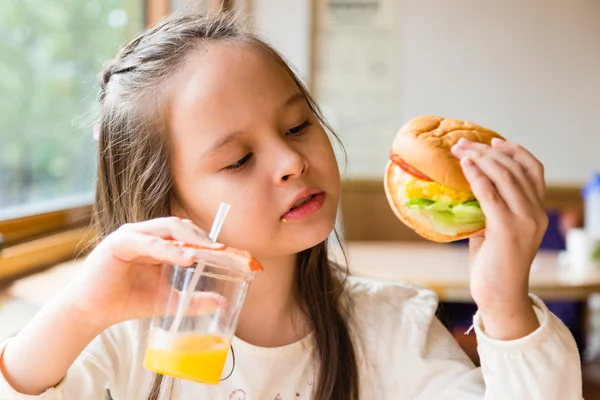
[286,120,313,136]
[223,153,253,171]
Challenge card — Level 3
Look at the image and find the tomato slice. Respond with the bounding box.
[390,154,433,181]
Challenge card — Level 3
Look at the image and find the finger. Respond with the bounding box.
[181,218,209,238]
[460,157,509,219]
[467,154,533,216]
[191,292,227,315]
[123,217,223,249]
[491,138,545,201]
[165,291,227,316]
[110,232,197,265]
[453,141,540,206]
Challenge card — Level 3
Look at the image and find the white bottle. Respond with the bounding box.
[584,173,600,241]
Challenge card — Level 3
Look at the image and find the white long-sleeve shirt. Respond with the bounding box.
[0,277,583,399]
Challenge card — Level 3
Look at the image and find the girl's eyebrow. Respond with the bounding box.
[280,92,305,110]
[201,130,244,159]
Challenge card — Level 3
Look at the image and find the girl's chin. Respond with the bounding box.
[290,219,338,252]
[232,209,339,260]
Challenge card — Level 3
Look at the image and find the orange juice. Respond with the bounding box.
[143,333,230,384]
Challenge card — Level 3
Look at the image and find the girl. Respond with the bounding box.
[0,11,582,400]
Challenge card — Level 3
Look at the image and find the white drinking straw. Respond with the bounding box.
[168,202,231,336]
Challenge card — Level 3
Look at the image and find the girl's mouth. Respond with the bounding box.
[281,192,325,221]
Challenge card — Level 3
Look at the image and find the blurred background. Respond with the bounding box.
[1,0,599,395]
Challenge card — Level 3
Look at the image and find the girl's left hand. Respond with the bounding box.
[451,138,548,340]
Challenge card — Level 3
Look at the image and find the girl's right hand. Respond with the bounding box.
[61,217,224,331]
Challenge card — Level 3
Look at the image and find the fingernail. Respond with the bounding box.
[457,138,471,146]
[451,143,466,153]
[461,157,475,168]
[182,248,197,259]
[181,219,204,236]
[189,226,203,235]
[205,293,228,309]
[491,138,505,146]
[219,297,229,309]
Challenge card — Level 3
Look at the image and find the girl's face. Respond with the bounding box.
[168,43,340,260]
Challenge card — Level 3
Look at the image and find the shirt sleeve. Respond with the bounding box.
[351,278,583,400]
[412,292,583,400]
[0,320,137,400]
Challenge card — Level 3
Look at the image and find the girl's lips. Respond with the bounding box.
[281,192,325,221]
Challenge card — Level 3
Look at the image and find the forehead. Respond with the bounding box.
[168,42,300,131]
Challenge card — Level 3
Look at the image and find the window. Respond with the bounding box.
[312,0,403,178]
[0,0,143,220]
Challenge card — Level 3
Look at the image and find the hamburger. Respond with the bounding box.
[384,116,505,242]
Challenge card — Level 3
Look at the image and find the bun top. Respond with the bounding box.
[391,116,504,192]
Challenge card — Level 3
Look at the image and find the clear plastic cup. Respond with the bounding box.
[143,246,258,384]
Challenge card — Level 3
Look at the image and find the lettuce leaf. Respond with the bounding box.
[404,198,485,227]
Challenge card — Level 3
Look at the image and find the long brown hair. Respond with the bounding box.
[94,11,358,400]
